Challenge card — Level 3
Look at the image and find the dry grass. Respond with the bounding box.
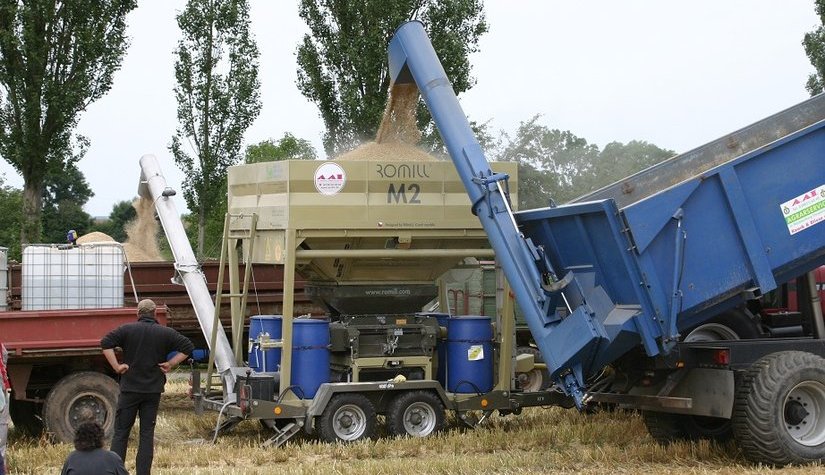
[6,378,822,474]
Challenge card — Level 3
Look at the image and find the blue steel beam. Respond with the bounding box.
[387,21,604,405]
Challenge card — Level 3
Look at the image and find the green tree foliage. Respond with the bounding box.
[41,163,93,242]
[495,116,673,209]
[296,0,487,156]
[171,0,261,258]
[0,176,22,259]
[497,115,599,208]
[90,199,136,243]
[182,197,226,260]
[245,133,318,163]
[0,0,136,245]
[804,0,825,95]
[585,140,674,193]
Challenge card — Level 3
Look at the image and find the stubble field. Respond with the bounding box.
[6,379,822,474]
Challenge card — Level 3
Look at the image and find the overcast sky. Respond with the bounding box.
[0,1,819,217]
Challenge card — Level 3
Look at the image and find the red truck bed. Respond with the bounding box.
[1,307,168,357]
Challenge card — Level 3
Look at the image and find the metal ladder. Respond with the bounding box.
[204,212,259,394]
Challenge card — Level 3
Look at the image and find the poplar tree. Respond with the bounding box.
[296,0,487,156]
[171,0,261,257]
[0,0,136,245]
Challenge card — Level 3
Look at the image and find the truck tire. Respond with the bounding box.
[516,346,550,392]
[683,308,761,342]
[42,372,120,444]
[672,307,762,442]
[643,410,734,444]
[386,390,445,438]
[732,351,825,466]
[642,410,687,444]
[8,398,43,436]
[316,393,376,443]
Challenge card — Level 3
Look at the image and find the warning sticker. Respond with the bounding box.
[314,162,346,196]
[467,345,484,361]
[781,185,825,235]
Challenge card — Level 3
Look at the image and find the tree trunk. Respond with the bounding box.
[197,205,205,259]
[21,180,44,246]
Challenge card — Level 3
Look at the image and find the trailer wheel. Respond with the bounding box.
[386,391,445,438]
[42,372,120,444]
[8,397,43,436]
[516,347,550,392]
[317,393,376,443]
[732,351,825,466]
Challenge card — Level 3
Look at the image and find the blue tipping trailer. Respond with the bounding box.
[389,21,825,465]
[516,96,825,375]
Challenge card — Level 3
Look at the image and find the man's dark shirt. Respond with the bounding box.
[61,448,129,475]
[101,315,194,393]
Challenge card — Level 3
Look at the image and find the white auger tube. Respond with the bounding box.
[138,154,237,395]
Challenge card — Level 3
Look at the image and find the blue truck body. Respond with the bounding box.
[388,21,825,406]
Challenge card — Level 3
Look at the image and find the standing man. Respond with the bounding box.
[101,299,193,475]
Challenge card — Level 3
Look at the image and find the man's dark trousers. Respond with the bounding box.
[110,391,161,475]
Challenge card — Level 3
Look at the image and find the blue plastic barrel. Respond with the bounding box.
[418,312,451,386]
[248,315,282,373]
[291,318,330,399]
[167,348,209,363]
[446,316,493,393]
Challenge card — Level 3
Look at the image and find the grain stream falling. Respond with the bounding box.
[124,197,162,261]
[76,197,162,262]
[337,83,436,161]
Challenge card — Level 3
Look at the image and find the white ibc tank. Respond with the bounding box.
[22,243,125,311]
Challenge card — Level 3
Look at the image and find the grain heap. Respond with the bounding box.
[336,83,436,161]
[76,197,162,262]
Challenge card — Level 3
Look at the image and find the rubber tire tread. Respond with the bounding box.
[684,308,762,341]
[42,371,119,444]
[642,410,688,444]
[317,393,376,443]
[731,351,825,466]
[386,390,445,437]
[681,414,732,442]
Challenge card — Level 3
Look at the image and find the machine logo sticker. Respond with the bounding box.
[314,162,346,195]
[781,184,825,235]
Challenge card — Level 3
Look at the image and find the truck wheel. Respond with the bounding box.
[674,308,761,442]
[642,410,687,444]
[317,393,376,443]
[8,398,43,436]
[732,351,825,466]
[42,372,120,444]
[516,346,550,392]
[386,390,445,438]
[642,410,732,443]
[684,308,761,342]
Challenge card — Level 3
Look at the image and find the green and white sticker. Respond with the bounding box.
[781,184,825,235]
